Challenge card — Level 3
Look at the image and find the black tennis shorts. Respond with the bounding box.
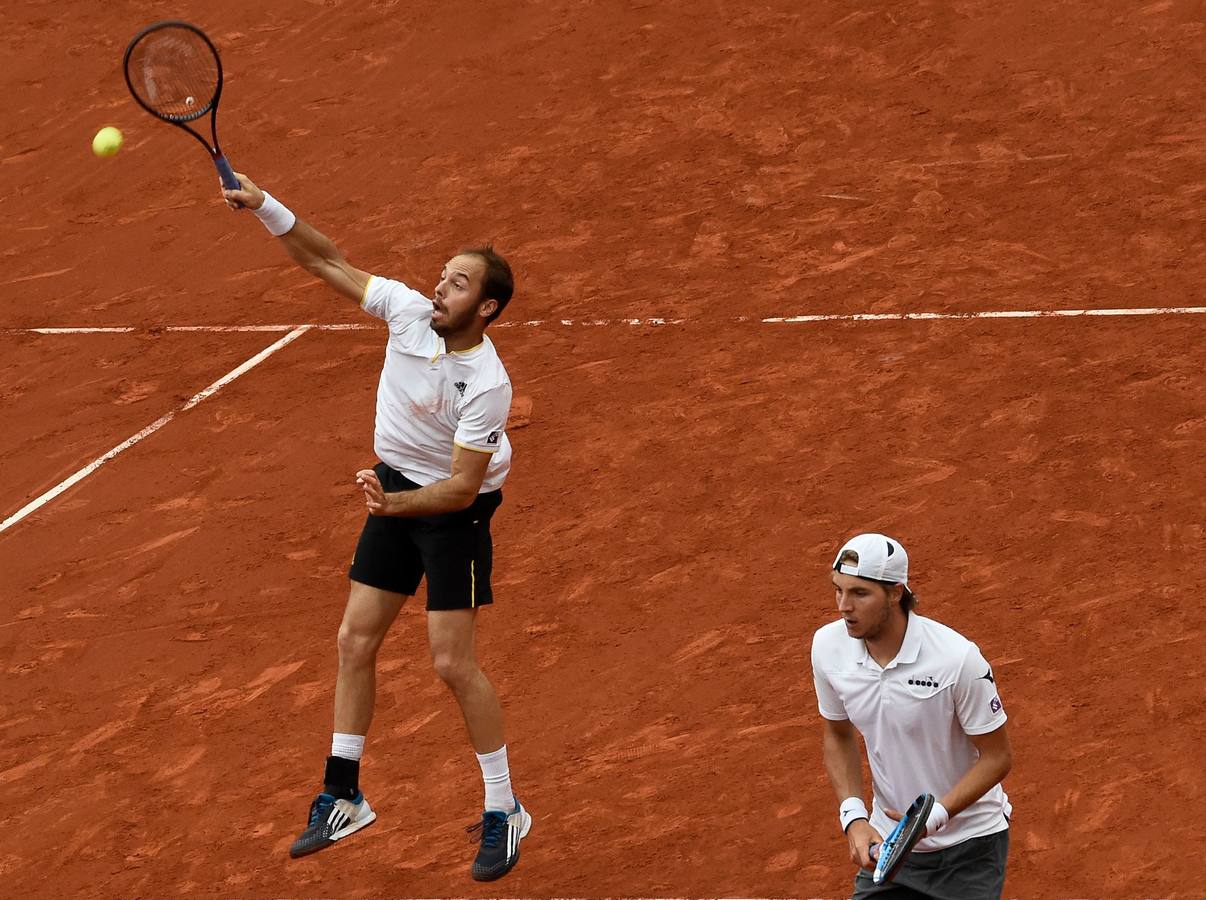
[348,462,503,611]
[852,827,1009,900]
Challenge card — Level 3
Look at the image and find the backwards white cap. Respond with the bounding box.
[833,533,911,591]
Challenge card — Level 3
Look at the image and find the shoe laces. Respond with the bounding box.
[308,793,336,828]
[466,810,508,847]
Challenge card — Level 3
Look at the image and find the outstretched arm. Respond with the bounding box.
[222,173,370,303]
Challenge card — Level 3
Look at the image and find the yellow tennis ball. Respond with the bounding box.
[92,126,123,158]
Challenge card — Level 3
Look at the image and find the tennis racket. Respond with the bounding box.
[869,792,935,885]
[123,20,240,194]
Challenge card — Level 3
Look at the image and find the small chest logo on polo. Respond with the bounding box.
[454,381,467,396]
[908,677,938,688]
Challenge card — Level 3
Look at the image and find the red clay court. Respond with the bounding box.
[1,1,1203,897]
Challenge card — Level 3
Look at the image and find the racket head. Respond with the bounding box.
[872,792,935,885]
[123,20,224,126]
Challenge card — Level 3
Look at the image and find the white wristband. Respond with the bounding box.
[253,191,297,236]
[925,802,950,835]
[839,797,869,832]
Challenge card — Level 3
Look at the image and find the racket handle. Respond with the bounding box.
[213,154,240,190]
[213,154,243,208]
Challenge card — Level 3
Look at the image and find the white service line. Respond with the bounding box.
[158,324,377,332]
[30,326,138,334]
[916,153,1070,168]
[6,306,1206,335]
[762,306,1206,323]
[26,324,365,334]
[0,326,312,536]
[16,319,683,333]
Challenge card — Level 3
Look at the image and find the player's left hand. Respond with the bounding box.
[356,468,394,515]
[881,808,923,836]
[884,803,948,838]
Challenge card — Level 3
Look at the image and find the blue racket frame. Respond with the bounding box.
[871,792,935,885]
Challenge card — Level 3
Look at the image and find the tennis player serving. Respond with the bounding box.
[221,176,530,881]
[811,534,1013,899]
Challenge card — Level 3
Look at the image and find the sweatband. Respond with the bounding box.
[839,797,869,832]
[926,801,950,835]
[253,190,297,236]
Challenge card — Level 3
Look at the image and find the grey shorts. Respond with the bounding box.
[851,828,1009,900]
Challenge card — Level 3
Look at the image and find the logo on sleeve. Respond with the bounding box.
[486,431,500,445]
[990,696,1002,714]
[453,381,467,396]
[979,669,995,684]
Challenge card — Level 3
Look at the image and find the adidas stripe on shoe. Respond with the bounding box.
[289,791,376,858]
[468,800,532,881]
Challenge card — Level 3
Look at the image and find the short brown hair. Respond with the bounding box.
[460,245,513,324]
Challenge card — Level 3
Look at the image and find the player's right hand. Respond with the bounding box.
[221,172,264,210]
[845,819,883,870]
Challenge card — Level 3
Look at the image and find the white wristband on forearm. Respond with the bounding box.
[253,191,297,236]
[839,797,869,832]
[926,802,950,835]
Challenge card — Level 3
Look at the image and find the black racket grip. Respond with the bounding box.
[213,154,243,207]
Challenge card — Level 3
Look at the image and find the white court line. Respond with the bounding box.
[0,326,312,536]
[28,326,137,334]
[916,153,1070,168]
[762,306,1206,323]
[6,306,1205,333]
[13,319,684,333]
[22,325,357,334]
[2,304,1200,532]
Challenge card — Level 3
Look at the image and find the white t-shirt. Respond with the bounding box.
[811,614,1011,851]
[361,275,512,492]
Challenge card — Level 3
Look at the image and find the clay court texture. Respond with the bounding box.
[1,0,1203,897]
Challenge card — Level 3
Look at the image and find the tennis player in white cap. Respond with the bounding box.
[810,534,1013,899]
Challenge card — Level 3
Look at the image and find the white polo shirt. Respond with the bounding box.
[361,275,512,492]
[811,614,1011,851]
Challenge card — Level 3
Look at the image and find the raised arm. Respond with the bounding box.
[223,173,370,303]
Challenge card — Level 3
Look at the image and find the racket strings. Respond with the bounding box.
[127,28,219,121]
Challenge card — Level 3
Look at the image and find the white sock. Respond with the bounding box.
[476,745,515,812]
[332,732,365,761]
